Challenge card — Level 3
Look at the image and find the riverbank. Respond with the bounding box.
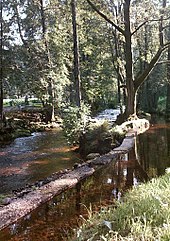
[72,169,170,241]
[0,118,149,231]
[0,150,119,230]
[0,106,61,145]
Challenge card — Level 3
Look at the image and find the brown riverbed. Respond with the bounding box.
[0,128,81,195]
[0,120,170,240]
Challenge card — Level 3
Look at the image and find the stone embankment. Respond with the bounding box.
[0,118,149,230]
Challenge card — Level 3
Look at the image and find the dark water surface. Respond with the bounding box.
[137,119,170,178]
[0,128,80,194]
[0,121,170,240]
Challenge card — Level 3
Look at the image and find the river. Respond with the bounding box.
[0,116,170,240]
[0,128,81,195]
[137,117,170,178]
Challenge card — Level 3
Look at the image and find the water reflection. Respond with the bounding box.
[0,145,150,241]
[0,122,170,240]
[137,122,170,177]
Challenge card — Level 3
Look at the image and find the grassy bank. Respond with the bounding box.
[72,170,170,241]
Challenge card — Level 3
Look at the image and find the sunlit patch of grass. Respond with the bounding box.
[71,173,170,241]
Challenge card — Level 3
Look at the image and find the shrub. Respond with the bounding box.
[62,103,91,145]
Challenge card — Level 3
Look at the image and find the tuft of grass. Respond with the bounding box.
[71,173,170,241]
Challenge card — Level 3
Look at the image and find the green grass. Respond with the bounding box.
[3,98,42,108]
[71,172,170,241]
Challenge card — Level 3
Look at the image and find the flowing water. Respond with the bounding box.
[0,128,80,195]
[0,117,170,240]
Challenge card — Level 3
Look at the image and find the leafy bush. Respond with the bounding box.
[62,103,91,144]
[79,120,112,155]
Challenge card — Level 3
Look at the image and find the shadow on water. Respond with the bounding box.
[0,120,170,240]
[137,118,170,178]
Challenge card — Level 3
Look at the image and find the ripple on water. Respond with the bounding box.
[0,128,81,194]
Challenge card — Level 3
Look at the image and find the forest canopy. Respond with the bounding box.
[0,0,170,123]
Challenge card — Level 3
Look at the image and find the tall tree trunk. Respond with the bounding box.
[166,23,170,116]
[71,0,81,107]
[123,0,135,117]
[87,0,170,122]
[0,1,3,124]
[39,0,55,121]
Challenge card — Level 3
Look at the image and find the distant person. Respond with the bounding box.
[9,100,14,107]
[44,101,53,123]
[25,95,29,105]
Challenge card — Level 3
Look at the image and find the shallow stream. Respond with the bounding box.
[0,128,80,195]
[0,116,170,240]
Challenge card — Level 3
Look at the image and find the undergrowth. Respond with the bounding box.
[62,103,91,144]
[71,171,170,241]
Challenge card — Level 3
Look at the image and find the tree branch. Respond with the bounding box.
[157,60,170,64]
[132,20,148,35]
[132,16,170,36]
[134,42,170,90]
[86,0,125,35]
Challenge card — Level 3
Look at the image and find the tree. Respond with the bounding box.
[87,0,170,121]
[166,21,170,116]
[71,0,81,107]
[6,0,72,110]
[39,0,55,121]
[76,1,118,112]
[0,0,3,123]
[0,0,15,123]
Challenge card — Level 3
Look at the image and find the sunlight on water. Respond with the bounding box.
[0,128,80,194]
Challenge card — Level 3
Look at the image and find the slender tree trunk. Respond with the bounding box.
[123,0,135,117]
[165,0,169,115]
[108,29,125,113]
[71,0,81,107]
[108,34,121,108]
[159,0,166,47]
[39,0,55,121]
[0,1,3,123]
[166,23,170,116]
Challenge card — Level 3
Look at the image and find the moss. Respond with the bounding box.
[14,129,31,138]
[79,120,124,157]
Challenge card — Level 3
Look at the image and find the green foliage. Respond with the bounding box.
[157,96,167,114]
[138,62,167,113]
[0,194,12,205]
[80,120,112,155]
[2,0,170,119]
[62,103,91,144]
[69,119,125,156]
[78,3,118,111]
[72,173,170,241]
